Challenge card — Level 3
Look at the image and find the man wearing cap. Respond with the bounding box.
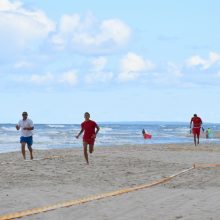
[190,114,203,146]
[16,112,34,159]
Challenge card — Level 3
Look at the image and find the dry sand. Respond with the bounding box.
[0,143,220,220]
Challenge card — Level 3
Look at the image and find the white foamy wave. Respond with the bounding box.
[34,135,53,142]
[44,130,60,135]
[163,128,174,131]
[99,127,113,134]
[160,125,166,128]
[1,126,16,131]
[47,124,65,128]
[175,127,190,134]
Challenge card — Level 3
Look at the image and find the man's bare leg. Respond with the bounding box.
[83,142,89,164]
[28,145,33,159]
[194,135,197,146]
[89,144,94,154]
[21,143,26,159]
[197,135,200,145]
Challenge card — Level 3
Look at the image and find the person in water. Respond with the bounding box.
[206,128,212,139]
[142,129,152,139]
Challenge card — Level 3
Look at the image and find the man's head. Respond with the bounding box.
[22,111,28,119]
[194,114,197,117]
[84,112,90,121]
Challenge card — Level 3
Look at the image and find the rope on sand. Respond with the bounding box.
[0,155,63,165]
[194,163,220,168]
[0,167,194,220]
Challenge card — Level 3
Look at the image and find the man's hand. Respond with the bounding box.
[91,134,96,139]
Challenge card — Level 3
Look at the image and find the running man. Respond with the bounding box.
[76,112,100,164]
[16,111,34,159]
[190,113,203,146]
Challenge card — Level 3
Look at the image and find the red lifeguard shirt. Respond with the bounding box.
[191,117,202,128]
[81,120,97,140]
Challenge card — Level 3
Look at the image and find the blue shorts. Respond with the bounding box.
[20,136,33,146]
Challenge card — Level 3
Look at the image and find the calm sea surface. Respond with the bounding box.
[0,122,220,153]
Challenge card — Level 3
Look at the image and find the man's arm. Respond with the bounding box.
[95,125,100,135]
[23,127,34,131]
[200,119,204,131]
[190,118,192,128]
[91,125,100,139]
[76,129,84,138]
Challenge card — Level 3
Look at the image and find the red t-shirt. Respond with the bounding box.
[191,117,202,128]
[81,120,97,140]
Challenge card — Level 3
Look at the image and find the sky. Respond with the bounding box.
[1,0,220,124]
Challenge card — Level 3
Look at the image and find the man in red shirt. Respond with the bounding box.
[76,112,100,164]
[190,114,203,146]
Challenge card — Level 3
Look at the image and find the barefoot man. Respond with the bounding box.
[190,113,203,146]
[76,112,100,164]
[16,111,34,159]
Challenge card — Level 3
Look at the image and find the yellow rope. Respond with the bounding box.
[194,163,220,168]
[0,167,194,220]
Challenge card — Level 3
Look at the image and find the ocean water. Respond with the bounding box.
[0,122,220,153]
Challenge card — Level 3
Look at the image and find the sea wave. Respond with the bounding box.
[0,126,16,131]
[47,124,65,128]
[1,122,220,153]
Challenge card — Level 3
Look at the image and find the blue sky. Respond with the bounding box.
[1,0,220,123]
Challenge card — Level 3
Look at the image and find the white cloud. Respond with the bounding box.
[14,61,33,69]
[186,52,220,69]
[85,57,113,84]
[59,70,78,86]
[167,62,183,77]
[51,14,81,50]
[0,0,21,10]
[149,62,183,87]
[0,0,55,50]
[11,71,78,86]
[51,14,131,53]
[91,57,107,72]
[118,52,154,81]
[97,19,131,45]
[30,73,54,84]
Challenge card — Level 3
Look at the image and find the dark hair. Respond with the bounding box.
[22,111,28,115]
[194,114,197,117]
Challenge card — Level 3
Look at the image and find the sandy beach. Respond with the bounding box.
[0,143,220,220]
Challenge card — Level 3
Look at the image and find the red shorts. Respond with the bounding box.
[83,137,95,145]
[192,127,200,136]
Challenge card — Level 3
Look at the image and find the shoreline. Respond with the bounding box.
[1,143,220,219]
[1,134,220,154]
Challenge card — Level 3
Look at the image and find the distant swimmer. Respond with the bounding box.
[15,112,34,160]
[190,113,203,146]
[76,112,100,164]
[206,128,212,139]
[142,129,152,139]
